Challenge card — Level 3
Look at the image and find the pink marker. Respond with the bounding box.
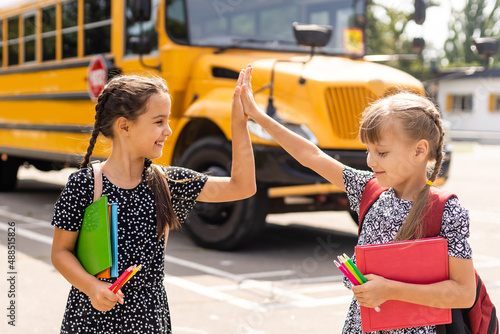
[334,260,360,286]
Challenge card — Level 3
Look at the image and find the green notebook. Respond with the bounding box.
[76,195,112,276]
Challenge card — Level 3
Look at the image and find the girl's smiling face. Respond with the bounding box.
[365,121,422,191]
[127,93,173,160]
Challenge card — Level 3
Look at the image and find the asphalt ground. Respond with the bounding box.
[0,141,499,334]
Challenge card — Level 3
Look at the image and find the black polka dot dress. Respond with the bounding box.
[341,166,472,334]
[52,165,207,334]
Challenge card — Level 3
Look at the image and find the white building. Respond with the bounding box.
[437,68,500,137]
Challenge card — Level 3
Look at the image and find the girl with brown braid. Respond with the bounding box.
[239,65,475,334]
[51,72,255,334]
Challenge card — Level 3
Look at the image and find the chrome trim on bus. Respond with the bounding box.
[0,146,106,166]
[0,91,90,101]
[0,123,93,133]
[0,92,90,101]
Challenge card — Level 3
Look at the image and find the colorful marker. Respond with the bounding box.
[109,265,136,293]
[342,253,368,284]
[334,260,360,286]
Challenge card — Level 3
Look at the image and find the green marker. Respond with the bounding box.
[343,253,368,284]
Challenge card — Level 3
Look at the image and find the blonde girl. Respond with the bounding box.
[51,72,255,334]
[239,65,475,334]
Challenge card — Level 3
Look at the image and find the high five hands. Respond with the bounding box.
[236,64,264,120]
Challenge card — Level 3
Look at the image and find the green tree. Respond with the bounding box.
[365,0,412,55]
[365,0,438,81]
[444,0,500,66]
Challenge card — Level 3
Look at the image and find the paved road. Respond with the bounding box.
[0,142,499,333]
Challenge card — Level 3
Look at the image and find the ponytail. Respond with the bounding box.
[80,125,100,168]
[145,160,180,239]
[80,86,111,168]
[394,98,445,241]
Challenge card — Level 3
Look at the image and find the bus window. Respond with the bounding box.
[125,0,159,55]
[24,12,36,63]
[84,0,111,56]
[230,12,256,37]
[259,7,298,39]
[42,5,56,61]
[166,0,188,44]
[7,16,19,66]
[62,0,78,59]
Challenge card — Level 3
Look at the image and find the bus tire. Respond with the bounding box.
[178,137,267,250]
[0,158,21,192]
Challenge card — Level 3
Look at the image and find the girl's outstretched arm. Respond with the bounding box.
[197,69,256,203]
[240,64,346,191]
[51,227,124,311]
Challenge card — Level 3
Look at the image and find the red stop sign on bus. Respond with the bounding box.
[87,55,108,100]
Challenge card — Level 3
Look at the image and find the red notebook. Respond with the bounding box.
[355,237,451,332]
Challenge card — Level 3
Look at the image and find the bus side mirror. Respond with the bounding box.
[129,36,153,54]
[130,0,152,22]
[471,37,499,69]
[471,37,499,59]
[414,0,426,25]
[292,22,332,47]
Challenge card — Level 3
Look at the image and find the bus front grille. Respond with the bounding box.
[325,86,377,140]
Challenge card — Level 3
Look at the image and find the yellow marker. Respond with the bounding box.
[121,264,142,287]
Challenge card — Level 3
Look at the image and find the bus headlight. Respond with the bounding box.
[247,119,318,146]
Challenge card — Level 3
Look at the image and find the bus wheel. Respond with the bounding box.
[178,137,267,250]
[0,157,21,192]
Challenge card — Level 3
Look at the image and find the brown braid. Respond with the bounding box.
[423,106,445,183]
[360,92,445,241]
[80,75,179,239]
[80,84,115,168]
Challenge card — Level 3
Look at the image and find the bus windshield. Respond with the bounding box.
[181,0,366,55]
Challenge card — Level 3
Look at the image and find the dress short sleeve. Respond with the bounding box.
[343,166,374,214]
[162,166,208,223]
[51,168,94,231]
[440,196,473,259]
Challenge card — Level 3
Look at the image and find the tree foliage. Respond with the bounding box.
[365,0,414,56]
[444,0,500,66]
[365,0,438,81]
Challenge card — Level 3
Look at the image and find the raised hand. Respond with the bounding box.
[240,64,265,120]
[232,69,248,124]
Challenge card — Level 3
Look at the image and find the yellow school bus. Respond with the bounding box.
[0,0,451,249]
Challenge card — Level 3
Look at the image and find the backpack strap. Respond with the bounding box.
[358,178,388,236]
[90,161,103,202]
[358,177,456,238]
[421,188,456,238]
[89,162,171,202]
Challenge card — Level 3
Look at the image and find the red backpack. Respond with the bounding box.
[358,178,499,334]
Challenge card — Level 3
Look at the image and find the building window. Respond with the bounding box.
[62,0,78,59]
[7,16,19,66]
[42,5,57,61]
[490,94,500,113]
[84,0,111,56]
[447,94,472,113]
[24,12,36,63]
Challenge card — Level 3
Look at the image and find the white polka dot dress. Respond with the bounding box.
[341,166,472,334]
[52,164,207,334]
